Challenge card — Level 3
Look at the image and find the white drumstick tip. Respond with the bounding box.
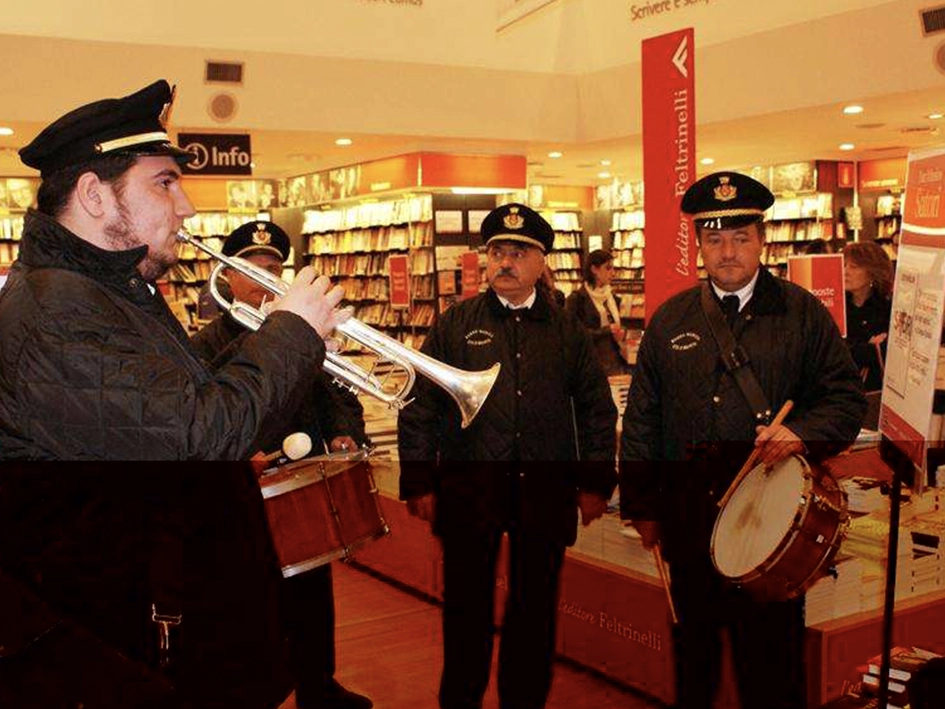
[282,432,312,461]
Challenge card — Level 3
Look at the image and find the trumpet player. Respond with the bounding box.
[0,80,347,709]
[192,220,372,709]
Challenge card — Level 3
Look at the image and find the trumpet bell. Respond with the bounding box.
[177,228,500,427]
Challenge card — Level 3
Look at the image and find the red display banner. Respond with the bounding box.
[787,254,847,336]
[642,28,697,322]
[388,254,411,309]
[460,251,481,300]
[837,161,855,189]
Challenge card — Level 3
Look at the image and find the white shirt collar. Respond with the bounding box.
[711,269,760,312]
[496,289,537,310]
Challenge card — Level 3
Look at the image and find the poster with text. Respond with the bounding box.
[787,254,846,336]
[879,147,945,468]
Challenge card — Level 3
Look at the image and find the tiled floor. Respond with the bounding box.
[278,560,664,709]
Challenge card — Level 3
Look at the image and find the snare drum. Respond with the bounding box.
[259,450,390,577]
[711,454,849,602]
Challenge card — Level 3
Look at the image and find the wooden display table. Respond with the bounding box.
[352,450,945,707]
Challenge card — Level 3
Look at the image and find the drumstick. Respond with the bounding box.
[653,543,678,624]
[260,432,313,462]
[717,400,794,509]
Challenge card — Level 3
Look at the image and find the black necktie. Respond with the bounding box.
[722,295,740,327]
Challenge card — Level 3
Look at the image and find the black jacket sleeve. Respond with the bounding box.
[618,317,665,520]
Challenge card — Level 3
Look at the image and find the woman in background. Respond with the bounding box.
[844,241,894,391]
[565,249,627,376]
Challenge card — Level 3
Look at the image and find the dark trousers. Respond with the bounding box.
[439,527,565,709]
[668,557,806,709]
[282,564,336,708]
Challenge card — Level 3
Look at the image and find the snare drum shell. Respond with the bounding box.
[259,455,389,577]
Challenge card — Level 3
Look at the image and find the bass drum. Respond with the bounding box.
[258,450,390,578]
[711,454,849,602]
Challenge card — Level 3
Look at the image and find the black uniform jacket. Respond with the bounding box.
[845,290,891,392]
[398,288,617,546]
[0,210,325,460]
[191,313,369,452]
[620,269,866,562]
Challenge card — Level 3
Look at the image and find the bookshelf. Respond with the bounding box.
[761,192,837,276]
[540,210,583,297]
[609,208,647,322]
[302,194,435,350]
[874,193,901,262]
[0,213,24,268]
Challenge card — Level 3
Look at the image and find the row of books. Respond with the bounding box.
[0,216,24,241]
[306,222,434,254]
[834,645,943,709]
[302,195,433,233]
[549,268,582,282]
[614,248,644,270]
[547,251,582,270]
[611,210,645,231]
[612,229,645,249]
[183,213,258,237]
[334,275,436,302]
[762,243,814,265]
[539,211,581,232]
[353,302,436,328]
[168,261,214,283]
[769,193,834,220]
[766,219,832,242]
[0,241,19,264]
[614,267,644,281]
[554,232,581,249]
[177,237,224,260]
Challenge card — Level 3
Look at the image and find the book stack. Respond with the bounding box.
[859,646,942,709]
[805,556,865,624]
[842,476,889,514]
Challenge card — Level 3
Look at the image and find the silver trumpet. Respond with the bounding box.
[177,229,500,428]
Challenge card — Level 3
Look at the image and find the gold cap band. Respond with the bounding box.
[691,208,765,220]
[95,131,171,154]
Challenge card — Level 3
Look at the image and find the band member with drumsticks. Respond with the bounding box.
[0,81,350,708]
[619,172,866,709]
[191,221,373,709]
[398,203,618,709]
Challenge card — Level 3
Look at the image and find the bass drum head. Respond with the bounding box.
[712,455,807,580]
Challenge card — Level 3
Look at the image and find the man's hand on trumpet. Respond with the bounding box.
[272,266,350,338]
[753,422,804,467]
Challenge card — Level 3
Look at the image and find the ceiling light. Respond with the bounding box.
[700,157,715,165]
[0,127,13,136]
[547,151,563,159]
[335,138,353,146]
[929,112,944,120]
[843,105,864,115]
[600,159,612,167]
[597,171,611,179]
[839,143,855,151]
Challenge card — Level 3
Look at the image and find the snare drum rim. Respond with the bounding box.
[260,451,369,499]
[710,454,815,583]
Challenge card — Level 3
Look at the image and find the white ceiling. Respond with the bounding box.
[0,0,942,186]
